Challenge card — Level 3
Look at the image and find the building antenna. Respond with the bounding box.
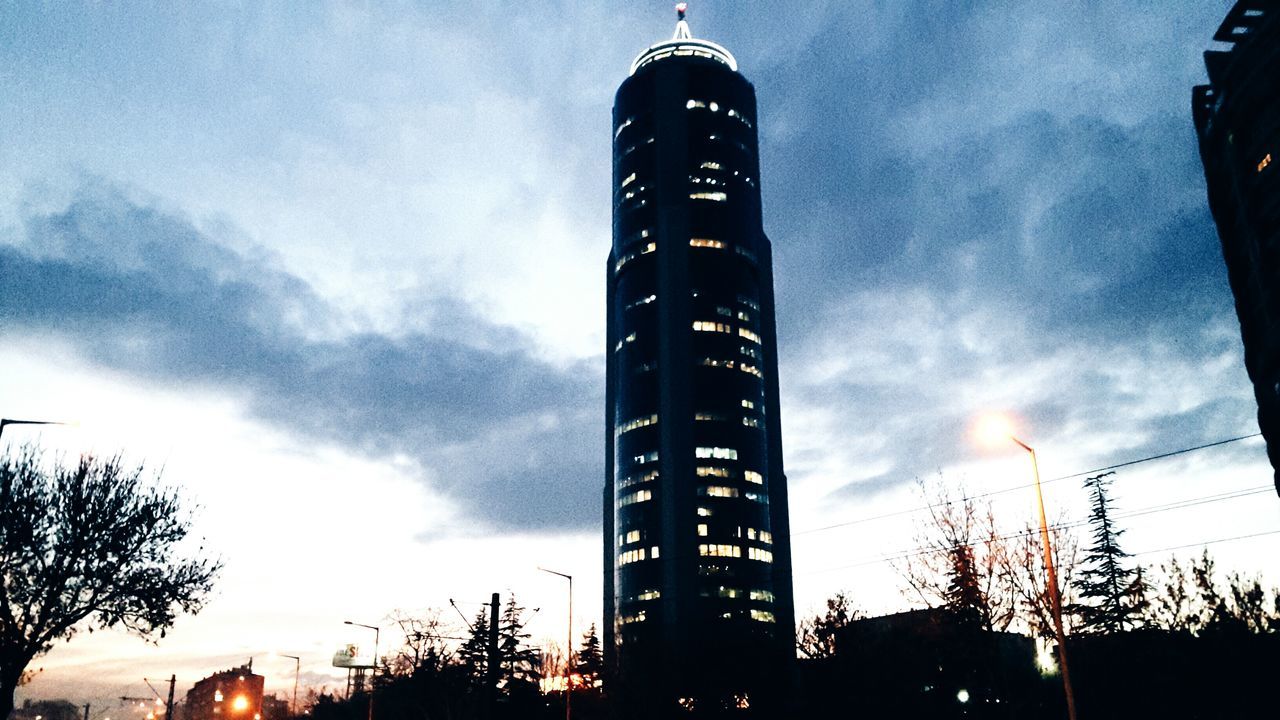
[674,3,691,40]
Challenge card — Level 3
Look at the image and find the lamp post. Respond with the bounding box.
[278,654,300,716]
[1008,435,1077,720]
[538,567,573,720]
[344,621,379,720]
[0,418,71,441]
[977,415,1076,720]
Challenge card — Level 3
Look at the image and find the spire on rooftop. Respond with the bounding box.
[673,3,691,40]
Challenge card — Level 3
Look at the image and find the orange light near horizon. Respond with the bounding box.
[974,413,1017,448]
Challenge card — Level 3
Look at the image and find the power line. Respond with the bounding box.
[797,483,1275,577]
[793,432,1264,537]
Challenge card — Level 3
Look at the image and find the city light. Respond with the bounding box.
[231,696,249,713]
[973,413,1017,448]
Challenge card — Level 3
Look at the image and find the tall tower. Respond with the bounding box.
[1193,0,1280,497]
[603,5,796,716]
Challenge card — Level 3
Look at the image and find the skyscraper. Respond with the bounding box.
[1193,1,1280,497]
[603,6,796,716]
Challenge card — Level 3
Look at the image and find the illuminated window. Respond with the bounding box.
[695,412,727,422]
[745,491,769,505]
[759,531,772,544]
[695,446,738,460]
[697,523,708,536]
[614,243,656,272]
[697,466,731,478]
[636,588,661,601]
[693,321,732,333]
[742,416,760,428]
[697,507,712,516]
[620,610,647,624]
[686,99,707,109]
[624,530,641,544]
[750,609,776,623]
[701,357,736,369]
[690,191,727,202]
[615,414,658,436]
[619,470,658,488]
[739,363,763,379]
[621,172,637,189]
[737,295,760,311]
[651,545,660,558]
[748,547,773,563]
[740,345,759,360]
[738,328,762,344]
[619,490,653,507]
[744,470,763,484]
[690,238,726,249]
[614,117,633,139]
[700,161,722,170]
[632,451,659,464]
[717,586,743,598]
[699,486,739,498]
[750,589,775,602]
[699,543,741,557]
[741,399,755,409]
[709,101,719,112]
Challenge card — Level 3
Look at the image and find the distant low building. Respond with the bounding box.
[10,699,80,720]
[184,664,264,720]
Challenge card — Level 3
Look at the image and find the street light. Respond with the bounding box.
[0,417,73,441]
[343,621,379,720]
[278,654,301,716]
[538,566,574,720]
[976,414,1077,720]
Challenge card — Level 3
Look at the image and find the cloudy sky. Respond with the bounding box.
[4,0,1277,710]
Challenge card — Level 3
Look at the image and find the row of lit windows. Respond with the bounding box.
[702,587,774,602]
[697,356,764,379]
[620,610,646,624]
[697,544,773,563]
[615,241,656,272]
[696,446,738,460]
[619,545,660,565]
[695,412,726,422]
[619,469,658,489]
[621,172,636,188]
[615,117,633,140]
[690,191,728,202]
[698,523,772,544]
[751,609,776,623]
[690,238,725,249]
[618,136,655,158]
[743,416,760,428]
[632,588,661,602]
[739,295,760,311]
[685,100,754,130]
[619,489,652,506]
[700,485,738,498]
[625,293,656,311]
[632,450,659,464]
[695,467,764,485]
[622,529,641,544]
[613,331,637,352]
[739,328,762,344]
[616,414,658,436]
[693,320,732,334]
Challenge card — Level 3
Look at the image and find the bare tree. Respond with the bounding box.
[998,516,1081,640]
[385,608,456,677]
[0,447,221,717]
[895,479,1016,632]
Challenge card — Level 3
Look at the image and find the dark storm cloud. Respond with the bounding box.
[0,184,602,532]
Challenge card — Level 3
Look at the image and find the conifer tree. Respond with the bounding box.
[576,623,605,688]
[458,608,490,689]
[497,595,541,690]
[1076,471,1141,632]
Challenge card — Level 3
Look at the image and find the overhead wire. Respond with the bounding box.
[792,432,1265,537]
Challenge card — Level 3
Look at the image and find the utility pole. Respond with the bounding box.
[165,675,176,720]
[83,704,90,720]
[486,592,501,718]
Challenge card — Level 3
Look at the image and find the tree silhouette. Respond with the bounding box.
[796,591,862,659]
[575,623,604,688]
[0,447,220,718]
[1075,471,1144,632]
[497,595,540,691]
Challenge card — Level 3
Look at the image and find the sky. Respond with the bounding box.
[3,0,1277,712]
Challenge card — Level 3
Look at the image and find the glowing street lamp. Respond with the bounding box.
[975,413,1077,720]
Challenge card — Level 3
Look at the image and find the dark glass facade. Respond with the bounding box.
[1193,0,1280,496]
[603,22,796,718]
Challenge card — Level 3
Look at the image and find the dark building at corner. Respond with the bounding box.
[603,8,796,717]
[1193,0,1280,496]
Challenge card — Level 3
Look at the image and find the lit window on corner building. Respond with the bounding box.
[690,191,727,202]
[690,238,725,249]
[699,485,739,498]
[695,446,738,460]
